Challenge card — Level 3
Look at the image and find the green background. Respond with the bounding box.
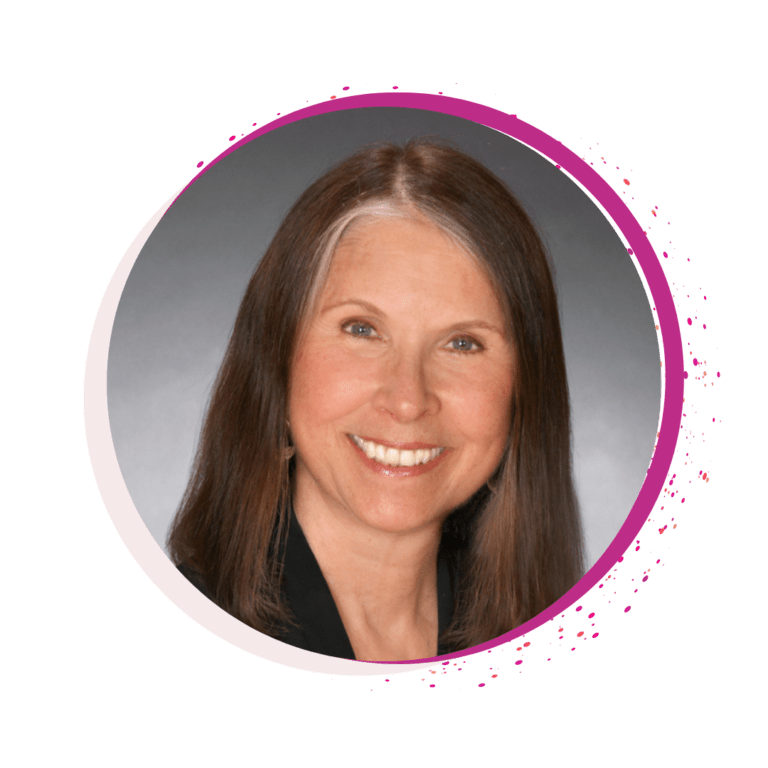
[7,2,765,765]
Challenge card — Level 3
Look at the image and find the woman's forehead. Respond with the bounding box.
[320,216,505,322]
[337,213,477,270]
[338,208,470,253]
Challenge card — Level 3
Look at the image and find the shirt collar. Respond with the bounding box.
[281,506,455,660]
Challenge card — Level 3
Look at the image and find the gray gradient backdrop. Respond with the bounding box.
[107,107,660,570]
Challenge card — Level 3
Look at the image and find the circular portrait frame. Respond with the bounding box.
[85,91,682,674]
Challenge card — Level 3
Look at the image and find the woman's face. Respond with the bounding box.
[289,215,514,536]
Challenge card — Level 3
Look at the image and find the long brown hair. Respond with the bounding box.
[167,137,584,651]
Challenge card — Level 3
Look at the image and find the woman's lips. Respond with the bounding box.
[347,434,449,477]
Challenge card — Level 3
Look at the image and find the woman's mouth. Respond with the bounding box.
[349,435,446,468]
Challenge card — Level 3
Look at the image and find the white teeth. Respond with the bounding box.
[350,436,445,468]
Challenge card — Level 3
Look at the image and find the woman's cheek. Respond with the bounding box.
[295,345,379,420]
[444,369,513,438]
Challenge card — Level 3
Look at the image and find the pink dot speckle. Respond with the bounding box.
[515,660,523,666]
[624,606,632,613]
[693,358,698,366]
[663,251,668,258]
[392,85,399,90]
[228,135,236,141]
[196,161,204,168]
[478,683,485,688]
[343,86,349,91]
[687,318,692,325]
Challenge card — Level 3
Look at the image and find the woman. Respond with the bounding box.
[169,137,585,661]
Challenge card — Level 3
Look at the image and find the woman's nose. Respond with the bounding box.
[373,351,439,423]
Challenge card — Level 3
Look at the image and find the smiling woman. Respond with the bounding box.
[167,138,585,661]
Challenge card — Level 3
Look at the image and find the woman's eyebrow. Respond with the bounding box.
[449,320,506,336]
[320,298,385,316]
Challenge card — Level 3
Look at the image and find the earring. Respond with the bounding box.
[284,419,295,460]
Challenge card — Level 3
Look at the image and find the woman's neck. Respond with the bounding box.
[293,492,444,662]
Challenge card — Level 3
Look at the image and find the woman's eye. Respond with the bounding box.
[343,321,376,338]
[448,336,481,353]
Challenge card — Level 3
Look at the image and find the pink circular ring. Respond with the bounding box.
[93,92,683,669]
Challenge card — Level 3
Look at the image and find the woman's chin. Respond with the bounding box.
[349,500,448,536]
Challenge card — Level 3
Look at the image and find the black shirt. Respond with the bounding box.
[178,510,456,659]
